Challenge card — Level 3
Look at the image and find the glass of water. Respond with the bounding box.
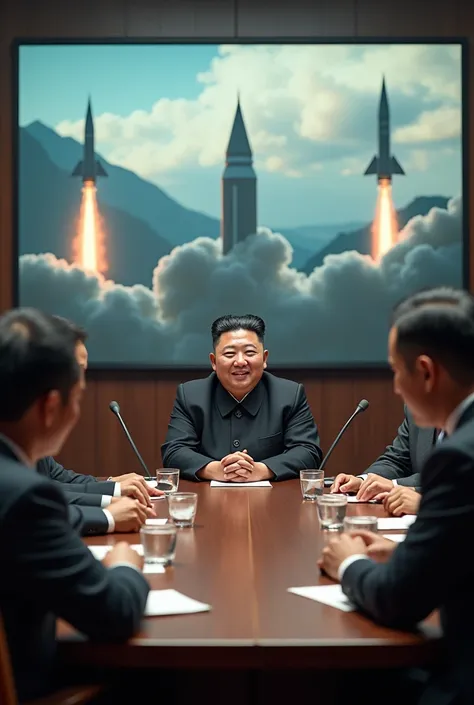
[343,516,378,533]
[300,469,324,501]
[317,494,348,530]
[156,468,180,494]
[140,524,177,565]
[168,492,198,528]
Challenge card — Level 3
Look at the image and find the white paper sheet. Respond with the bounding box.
[145,518,168,525]
[146,480,158,488]
[145,589,211,617]
[345,496,378,504]
[210,480,272,487]
[87,544,165,573]
[377,515,417,530]
[288,585,355,612]
[382,533,406,542]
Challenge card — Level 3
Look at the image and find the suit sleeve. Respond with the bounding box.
[260,385,322,481]
[364,415,413,481]
[55,484,103,507]
[67,504,110,536]
[396,472,421,488]
[46,457,115,496]
[161,384,215,481]
[4,481,149,640]
[341,447,474,629]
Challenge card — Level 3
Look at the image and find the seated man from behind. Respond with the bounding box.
[330,406,438,502]
[40,317,160,536]
[162,314,322,482]
[0,308,149,701]
[319,287,474,705]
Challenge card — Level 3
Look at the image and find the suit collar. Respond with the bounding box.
[451,394,474,432]
[215,376,264,417]
[0,434,32,466]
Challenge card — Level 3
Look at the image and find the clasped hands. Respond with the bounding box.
[204,450,273,482]
[318,530,398,580]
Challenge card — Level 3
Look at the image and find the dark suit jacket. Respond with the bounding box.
[0,441,149,702]
[342,402,474,705]
[161,372,322,481]
[365,407,437,488]
[37,456,115,495]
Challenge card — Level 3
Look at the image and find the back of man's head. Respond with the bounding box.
[211,314,265,349]
[0,308,80,422]
[392,287,474,385]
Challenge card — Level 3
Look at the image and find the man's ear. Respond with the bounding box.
[209,352,216,371]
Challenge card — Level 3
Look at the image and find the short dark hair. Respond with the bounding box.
[51,315,87,344]
[0,308,81,422]
[392,287,474,385]
[211,314,265,348]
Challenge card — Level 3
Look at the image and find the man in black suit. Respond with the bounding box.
[38,318,161,535]
[162,314,322,482]
[0,308,150,701]
[330,408,437,505]
[319,287,474,705]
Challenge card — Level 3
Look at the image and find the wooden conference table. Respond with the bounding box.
[57,480,441,678]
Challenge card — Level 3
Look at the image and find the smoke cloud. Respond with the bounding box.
[19,196,463,365]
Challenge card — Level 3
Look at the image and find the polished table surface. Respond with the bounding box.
[57,480,441,669]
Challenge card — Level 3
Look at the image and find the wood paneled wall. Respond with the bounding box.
[1,0,472,476]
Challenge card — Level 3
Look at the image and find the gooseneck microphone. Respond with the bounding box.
[320,399,369,479]
[109,400,153,480]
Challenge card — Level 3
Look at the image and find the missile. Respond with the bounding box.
[71,98,107,184]
[364,77,405,183]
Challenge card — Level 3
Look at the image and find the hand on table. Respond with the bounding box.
[384,486,420,517]
[356,474,395,501]
[351,529,398,563]
[330,474,362,494]
[108,497,156,532]
[110,473,164,506]
[317,533,368,581]
[103,541,144,571]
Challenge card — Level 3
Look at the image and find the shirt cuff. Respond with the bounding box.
[392,479,398,486]
[338,554,371,582]
[113,483,121,497]
[358,473,368,480]
[102,509,115,533]
[101,495,112,508]
[108,561,141,574]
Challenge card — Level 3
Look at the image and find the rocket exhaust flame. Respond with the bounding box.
[371,178,398,261]
[73,181,107,273]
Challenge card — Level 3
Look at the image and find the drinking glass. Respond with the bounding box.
[300,469,324,501]
[317,494,348,530]
[140,524,177,565]
[343,516,378,533]
[156,468,180,494]
[168,492,198,528]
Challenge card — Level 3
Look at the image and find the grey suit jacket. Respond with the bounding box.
[365,407,437,488]
[162,371,322,481]
[342,402,474,705]
[0,441,149,701]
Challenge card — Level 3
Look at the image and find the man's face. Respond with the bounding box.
[388,326,437,427]
[37,381,83,459]
[210,328,268,400]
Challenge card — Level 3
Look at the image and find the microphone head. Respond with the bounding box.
[357,399,369,412]
[109,400,120,414]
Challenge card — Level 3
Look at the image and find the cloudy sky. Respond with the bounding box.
[19,43,463,227]
[19,196,463,366]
